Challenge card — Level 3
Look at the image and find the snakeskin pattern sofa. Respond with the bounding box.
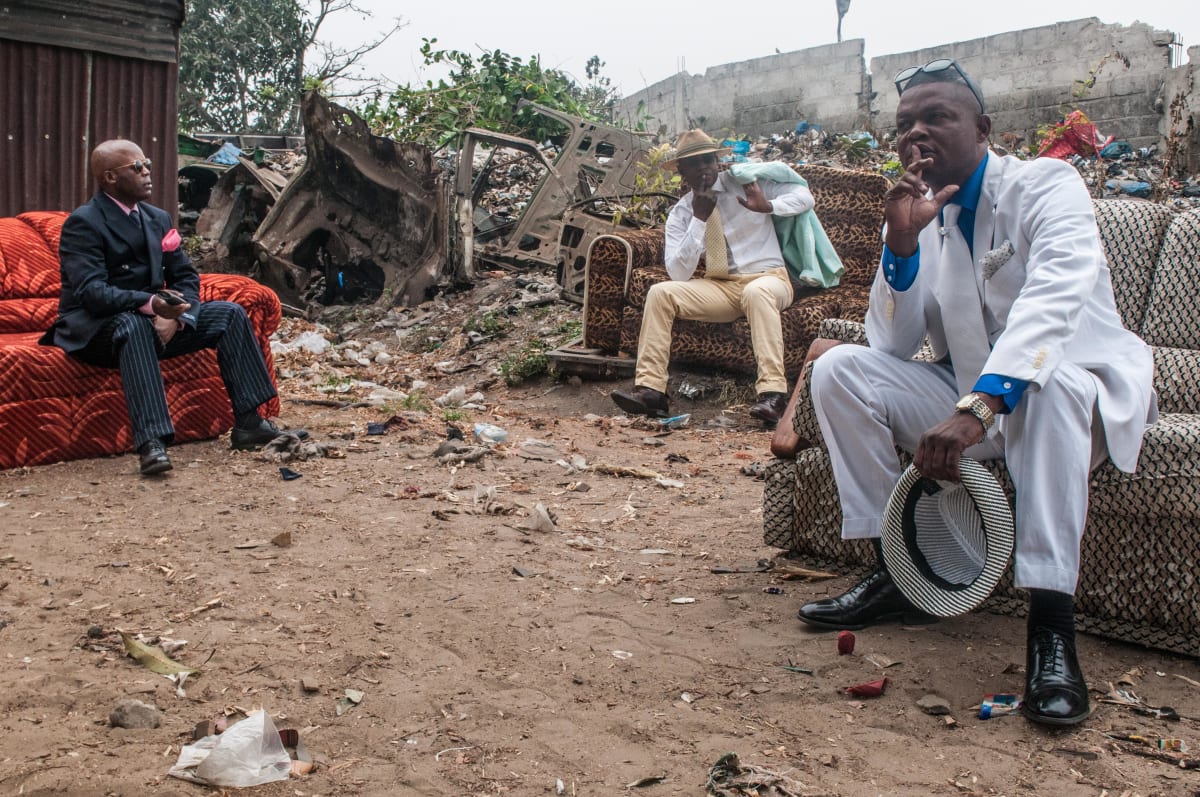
[582,165,890,377]
[762,200,1200,656]
[0,211,282,469]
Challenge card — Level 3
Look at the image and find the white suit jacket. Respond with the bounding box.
[865,152,1156,472]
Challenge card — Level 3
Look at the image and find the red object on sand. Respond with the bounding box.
[837,630,855,655]
[844,678,888,698]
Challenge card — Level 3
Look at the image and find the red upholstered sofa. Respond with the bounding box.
[0,211,282,469]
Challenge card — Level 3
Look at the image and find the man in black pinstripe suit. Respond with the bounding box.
[41,139,305,476]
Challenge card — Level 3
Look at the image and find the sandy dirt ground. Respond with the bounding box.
[2,275,1199,797]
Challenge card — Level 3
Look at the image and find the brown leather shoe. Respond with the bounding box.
[749,392,788,425]
[611,385,670,418]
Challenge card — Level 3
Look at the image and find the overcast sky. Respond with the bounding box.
[317,0,1197,99]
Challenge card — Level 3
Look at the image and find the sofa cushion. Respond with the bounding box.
[0,216,62,302]
[0,298,58,335]
[1092,200,1174,335]
[1140,208,1200,348]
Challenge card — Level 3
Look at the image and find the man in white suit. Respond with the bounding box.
[795,60,1156,726]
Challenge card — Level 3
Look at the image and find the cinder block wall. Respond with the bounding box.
[618,17,1183,151]
[873,19,1172,149]
[615,40,869,139]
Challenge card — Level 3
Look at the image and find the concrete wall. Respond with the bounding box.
[1161,45,1200,174]
[873,19,1173,149]
[617,17,1183,151]
[614,39,868,139]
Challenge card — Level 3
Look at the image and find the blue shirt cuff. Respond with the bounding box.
[881,244,920,291]
[973,374,1029,413]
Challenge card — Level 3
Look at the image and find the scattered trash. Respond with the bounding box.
[366,422,387,435]
[474,422,508,445]
[740,462,766,480]
[120,631,196,679]
[705,415,739,429]
[680,691,698,704]
[270,329,331,355]
[555,778,566,795]
[762,586,785,595]
[978,693,1021,719]
[626,774,667,788]
[706,752,811,796]
[279,466,302,481]
[710,559,771,575]
[780,660,814,675]
[109,697,162,729]
[863,653,899,669]
[774,564,838,580]
[669,597,696,604]
[917,694,952,716]
[665,453,689,463]
[512,565,539,578]
[168,709,293,787]
[1101,684,1182,721]
[654,476,685,489]
[638,548,672,556]
[657,413,691,429]
[336,688,365,716]
[612,650,633,660]
[262,436,344,463]
[519,503,557,533]
[1105,179,1152,198]
[837,630,855,655]
[844,678,887,698]
[641,437,666,447]
[517,439,560,461]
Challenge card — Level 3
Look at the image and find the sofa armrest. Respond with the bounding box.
[816,318,868,344]
[583,230,665,352]
[200,273,282,339]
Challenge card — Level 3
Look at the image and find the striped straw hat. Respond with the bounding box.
[880,458,1014,618]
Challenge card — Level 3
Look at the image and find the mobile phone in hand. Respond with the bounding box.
[156,290,185,306]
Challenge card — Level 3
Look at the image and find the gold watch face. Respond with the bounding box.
[955,395,976,411]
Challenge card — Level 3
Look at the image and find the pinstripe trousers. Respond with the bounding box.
[74,301,278,449]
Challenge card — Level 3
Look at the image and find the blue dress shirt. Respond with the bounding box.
[878,154,1029,412]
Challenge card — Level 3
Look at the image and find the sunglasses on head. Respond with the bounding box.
[113,159,152,174]
[894,58,986,113]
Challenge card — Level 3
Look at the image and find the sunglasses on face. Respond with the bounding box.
[113,159,152,174]
[894,58,986,113]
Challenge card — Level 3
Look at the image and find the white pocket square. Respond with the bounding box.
[981,240,1015,280]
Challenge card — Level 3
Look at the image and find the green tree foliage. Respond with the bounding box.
[179,0,309,133]
[179,0,402,134]
[358,39,615,149]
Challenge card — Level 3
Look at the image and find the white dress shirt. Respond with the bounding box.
[664,171,814,281]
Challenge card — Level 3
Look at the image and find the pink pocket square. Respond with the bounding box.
[162,228,181,252]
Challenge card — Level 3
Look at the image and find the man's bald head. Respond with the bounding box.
[90,139,153,205]
[90,139,143,181]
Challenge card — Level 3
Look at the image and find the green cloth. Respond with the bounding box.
[729,162,844,288]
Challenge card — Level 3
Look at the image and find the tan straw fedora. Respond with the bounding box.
[663,129,731,170]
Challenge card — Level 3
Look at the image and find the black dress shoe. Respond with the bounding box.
[611,385,670,418]
[137,440,173,476]
[749,392,788,425]
[797,567,937,630]
[1022,626,1091,726]
[231,418,309,451]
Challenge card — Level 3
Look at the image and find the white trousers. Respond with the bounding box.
[811,345,1105,594]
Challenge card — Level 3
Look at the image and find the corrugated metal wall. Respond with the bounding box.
[0,0,183,217]
[0,1,183,63]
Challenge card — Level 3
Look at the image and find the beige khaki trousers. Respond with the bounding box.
[634,267,793,396]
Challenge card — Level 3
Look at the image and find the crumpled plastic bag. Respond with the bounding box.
[169,709,292,787]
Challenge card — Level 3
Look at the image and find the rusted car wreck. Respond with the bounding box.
[195,92,654,313]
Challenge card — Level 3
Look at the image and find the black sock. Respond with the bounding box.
[235,410,262,429]
[871,537,886,570]
[1028,589,1076,643]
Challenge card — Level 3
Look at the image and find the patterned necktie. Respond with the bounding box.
[704,206,730,279]
[938,204,991,396]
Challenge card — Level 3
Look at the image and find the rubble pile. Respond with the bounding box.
[714,120,1200,210]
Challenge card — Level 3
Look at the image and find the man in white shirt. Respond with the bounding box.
[611,129,815,425]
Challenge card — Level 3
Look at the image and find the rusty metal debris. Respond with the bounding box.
[455,100,654,301]
[248,91,451,312]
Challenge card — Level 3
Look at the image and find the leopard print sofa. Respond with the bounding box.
[582,165,889,378]
[762,200,1200,656]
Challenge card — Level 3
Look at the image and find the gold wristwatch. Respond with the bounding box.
[955,392,995,430]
